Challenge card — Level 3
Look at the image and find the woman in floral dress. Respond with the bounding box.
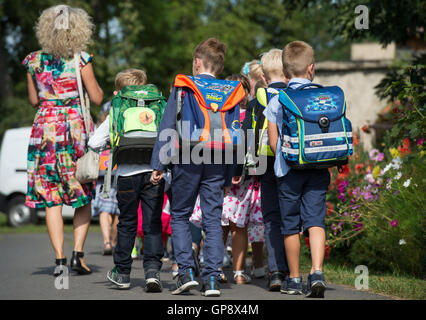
[23,5,103,275]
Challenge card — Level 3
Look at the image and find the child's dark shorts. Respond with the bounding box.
[276,168,330,236]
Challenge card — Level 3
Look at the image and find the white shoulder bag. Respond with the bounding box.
[74,53,100,184]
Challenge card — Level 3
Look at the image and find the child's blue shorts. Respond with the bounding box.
[276,169,330,236]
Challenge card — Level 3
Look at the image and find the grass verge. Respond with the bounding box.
[300,245,426,300]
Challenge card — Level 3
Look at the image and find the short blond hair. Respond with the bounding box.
[36,5,94,58]
[115,69,147,91]
[260,49,284,80]
[282,41,315,78]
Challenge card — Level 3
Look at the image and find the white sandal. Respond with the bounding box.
[233,270,251,284]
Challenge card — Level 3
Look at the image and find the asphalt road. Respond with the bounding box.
[0,231,392,300]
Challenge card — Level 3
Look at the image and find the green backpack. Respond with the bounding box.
[109,84,166,165]
[103,84,166,197]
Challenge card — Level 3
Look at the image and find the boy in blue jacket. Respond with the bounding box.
[150,38,244,297]
[264,41,329,298]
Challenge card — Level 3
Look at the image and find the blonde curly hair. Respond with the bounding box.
[35,4,94,58]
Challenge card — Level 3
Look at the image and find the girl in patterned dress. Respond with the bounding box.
[23,5,103,276]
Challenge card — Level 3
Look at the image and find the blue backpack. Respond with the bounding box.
[278,83,353,169]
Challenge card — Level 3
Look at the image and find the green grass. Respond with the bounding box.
[300,246,426,300]
[0,213,101,234]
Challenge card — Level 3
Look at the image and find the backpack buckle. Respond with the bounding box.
[318,115,330,133]
[137,99,145,107]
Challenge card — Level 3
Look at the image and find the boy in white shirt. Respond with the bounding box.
[89,69,165,292]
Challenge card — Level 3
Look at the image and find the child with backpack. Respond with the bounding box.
[190,74,265,285]
[88,68,167,292]
[265,41,353,298]
[150,38,245,297]
[236,49,290,291]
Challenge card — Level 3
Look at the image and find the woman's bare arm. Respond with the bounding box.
[81,63,103,105]
[26,72,39,108]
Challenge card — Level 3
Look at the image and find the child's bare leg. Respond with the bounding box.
[308,226,325,274]
[251,242,264,269]
[284,234,300,278]
[222,225,230,245]
[229,222,248,272]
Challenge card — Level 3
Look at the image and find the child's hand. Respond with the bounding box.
[232,176,242,185]
[150,170,163,185]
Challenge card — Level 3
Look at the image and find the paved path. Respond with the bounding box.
[0,232,392,300]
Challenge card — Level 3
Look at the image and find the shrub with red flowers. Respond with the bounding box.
[324,134,425,276]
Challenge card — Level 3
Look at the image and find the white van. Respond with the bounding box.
[0,127,75,227]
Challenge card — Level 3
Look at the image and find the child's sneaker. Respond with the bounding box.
[281,276,303,295]
[268,271,285,291]
[306,270,326,298]
[106,266,131,289]
[201,276,221,297]
[145,270,162,293]
[172,268,199,295]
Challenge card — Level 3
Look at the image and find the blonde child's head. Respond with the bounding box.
[226,74,251,109]
[260,48,286,82]
[114,68,147,91]
[36,4,94,58]
[193,38,226,76]
[282,41,315,80]
[241,60,266,97]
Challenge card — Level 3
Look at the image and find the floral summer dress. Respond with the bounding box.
[23,51,95,209]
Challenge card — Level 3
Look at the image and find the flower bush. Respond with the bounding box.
[325,136,425,277]
[321,55,426,277]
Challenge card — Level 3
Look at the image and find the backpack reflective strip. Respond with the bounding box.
[304,144,353,154]
[282,135,299,143]
[304,131,352,141]
[281,146,300,155]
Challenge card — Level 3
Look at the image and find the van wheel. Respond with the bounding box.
[6,195,37,227]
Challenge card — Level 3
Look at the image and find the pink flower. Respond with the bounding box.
[390,220,398,227]
[417,138,424,146]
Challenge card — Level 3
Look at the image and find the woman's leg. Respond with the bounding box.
[45,205,65,259]
[99,212,112,247]
[73,203,92,252]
